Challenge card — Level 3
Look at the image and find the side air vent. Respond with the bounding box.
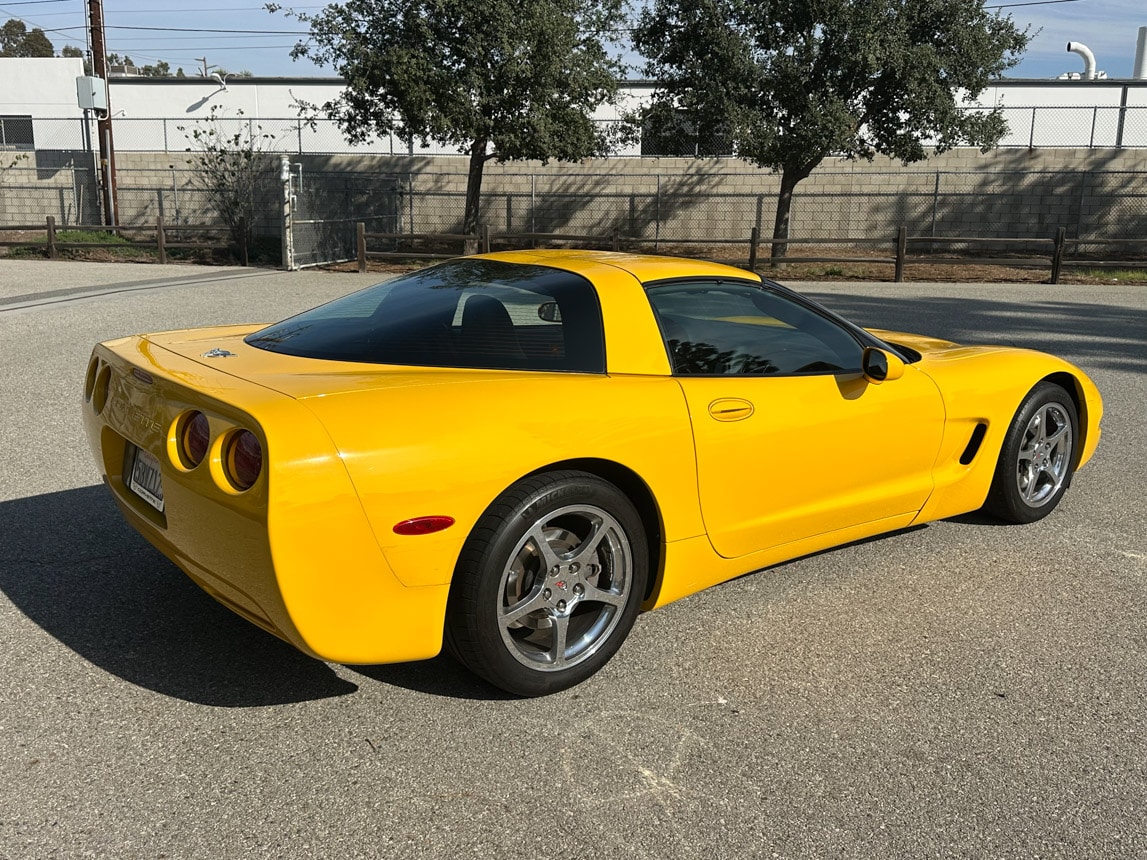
[959,423,989,465]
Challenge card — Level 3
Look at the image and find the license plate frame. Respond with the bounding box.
[128,445,165,513]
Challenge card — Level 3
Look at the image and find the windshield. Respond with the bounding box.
[246,259,605,373]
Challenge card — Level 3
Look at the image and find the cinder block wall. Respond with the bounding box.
[9,148,1147,243]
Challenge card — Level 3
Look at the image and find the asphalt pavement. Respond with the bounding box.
[0,257,1144,859]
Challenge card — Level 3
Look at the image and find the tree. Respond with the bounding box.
[271,0,626,237]
[633,0,1029,259]
[180,107,278,252]
[1,19,54,57]
[60,44,92,74]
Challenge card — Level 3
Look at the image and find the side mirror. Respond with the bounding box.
[537,301,562,323]
[862,347,905,383]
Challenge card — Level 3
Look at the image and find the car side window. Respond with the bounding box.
[646,280,864,376]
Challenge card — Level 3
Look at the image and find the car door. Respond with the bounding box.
[647,278,945,559]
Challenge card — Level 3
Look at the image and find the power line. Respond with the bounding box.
[32,24,309,34]
[986,0,1083,8]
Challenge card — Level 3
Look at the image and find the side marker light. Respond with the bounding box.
[393,516,456,536]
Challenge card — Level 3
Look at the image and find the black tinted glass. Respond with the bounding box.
[247,259,605,372]
[647,280,863,375]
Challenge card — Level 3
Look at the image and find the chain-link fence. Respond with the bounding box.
[5,163,1147,248]
[288,167,402,267]
[14,105,1147,158]
[383,168,1147,247]
[4,160,1145,267]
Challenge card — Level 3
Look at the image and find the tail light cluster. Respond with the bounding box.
[175,409,264,493]
[84,355,111,415]
[85,353,265,495]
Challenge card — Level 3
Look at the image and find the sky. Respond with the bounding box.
[1,0,1145,80]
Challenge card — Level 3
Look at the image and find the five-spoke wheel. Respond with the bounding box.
[986,381,1079,523]
[446,471,648,696]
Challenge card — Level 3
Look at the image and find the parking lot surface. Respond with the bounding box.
[1,259,1144,858]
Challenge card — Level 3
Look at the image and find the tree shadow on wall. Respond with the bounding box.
[473,169,726,249]
[0,486,358,706]
[870,148,1147,259]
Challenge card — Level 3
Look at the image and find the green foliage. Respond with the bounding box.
[1,19,54,57]
[634,0,1029,256]
[1,151,28,177]
[59,44,91,74]
[180,106,278,249]
[141,61,171,77]
[105,54,174,76]
[56,229,132,245]
[271,0,627,234]
[1073,268,1147,282]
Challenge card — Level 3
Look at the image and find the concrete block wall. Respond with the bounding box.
[0,152,100,225]
[8,148,1147,250]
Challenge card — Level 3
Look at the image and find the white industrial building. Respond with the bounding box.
[3,45,1147,157]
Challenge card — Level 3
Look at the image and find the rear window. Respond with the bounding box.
[246,259,605,372]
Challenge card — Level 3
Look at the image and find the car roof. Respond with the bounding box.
[477,249,762,285]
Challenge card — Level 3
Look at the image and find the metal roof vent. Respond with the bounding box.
[1066,42,1102,80]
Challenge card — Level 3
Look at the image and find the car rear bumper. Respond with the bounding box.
[82,337,450,665]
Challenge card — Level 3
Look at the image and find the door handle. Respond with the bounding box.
[708,398,755,422]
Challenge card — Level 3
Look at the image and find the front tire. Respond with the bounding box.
[445,471,648,697]
[985,381,1078,524]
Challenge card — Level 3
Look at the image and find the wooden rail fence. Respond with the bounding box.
[0,216,250,266]
[356,222,1147,284]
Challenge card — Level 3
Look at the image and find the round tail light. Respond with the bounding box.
[84,356,99,402]
[179,411,211,468]
[92,365,111,414]
[225,430,263,490]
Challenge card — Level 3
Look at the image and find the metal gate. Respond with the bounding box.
[285,162,402,269]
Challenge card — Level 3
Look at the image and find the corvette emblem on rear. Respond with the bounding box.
[202,348,237,358]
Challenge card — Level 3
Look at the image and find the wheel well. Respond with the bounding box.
[526,458,664,601]
[1042,371,1086,470]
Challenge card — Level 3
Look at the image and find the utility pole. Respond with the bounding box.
[88,0,118,226]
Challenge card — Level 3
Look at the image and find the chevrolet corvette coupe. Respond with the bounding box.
[82,251,1102,696]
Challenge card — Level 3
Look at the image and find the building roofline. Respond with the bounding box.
[98,74,1147,88]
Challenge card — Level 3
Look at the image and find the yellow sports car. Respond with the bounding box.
[82,251,1102,696]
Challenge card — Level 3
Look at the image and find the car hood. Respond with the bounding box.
[140,325,561,399]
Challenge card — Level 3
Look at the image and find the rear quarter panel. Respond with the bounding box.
[301,372,704,589]
[83,337,451,664]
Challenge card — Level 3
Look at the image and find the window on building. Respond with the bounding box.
[0,115,34,150]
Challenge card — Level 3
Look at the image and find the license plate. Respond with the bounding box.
[128,446,165,513]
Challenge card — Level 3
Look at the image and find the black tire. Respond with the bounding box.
[985,381,1079,524]
[445,470,648,697]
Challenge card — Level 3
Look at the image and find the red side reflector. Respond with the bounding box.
[393,516,455,536]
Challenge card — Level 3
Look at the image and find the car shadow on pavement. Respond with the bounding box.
[0,485,359,707]
[348,658,518,701]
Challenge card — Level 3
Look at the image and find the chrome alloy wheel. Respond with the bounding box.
[498,504,633,671]
[1015,402,1073,507]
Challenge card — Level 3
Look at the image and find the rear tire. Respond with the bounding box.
[985,382,1078,524]
[445,471,648,697]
